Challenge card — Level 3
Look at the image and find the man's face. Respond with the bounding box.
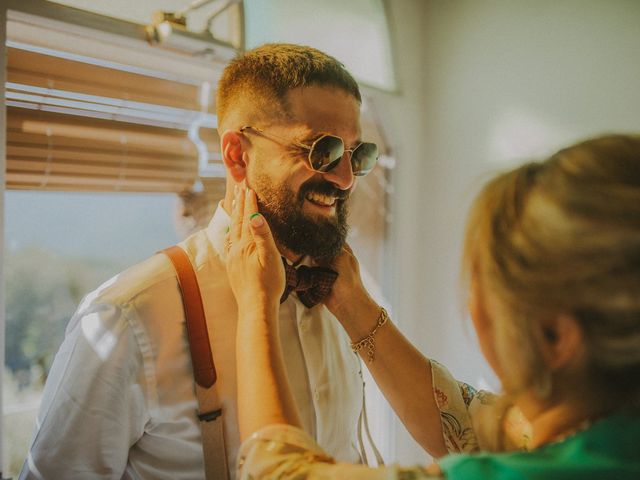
[245,85,361,261]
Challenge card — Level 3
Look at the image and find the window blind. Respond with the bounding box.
[5,43,221,193]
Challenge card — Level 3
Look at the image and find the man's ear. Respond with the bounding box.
[221,130,247,182]
[540,314,586,371]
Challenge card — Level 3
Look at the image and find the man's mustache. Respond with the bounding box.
[298,180,351,201]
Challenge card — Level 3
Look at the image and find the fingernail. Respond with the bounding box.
[225,226,229,233]
[250,212,264,227]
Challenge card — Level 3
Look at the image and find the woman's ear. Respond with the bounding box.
[540,314,586,371]
[221,130,247,182]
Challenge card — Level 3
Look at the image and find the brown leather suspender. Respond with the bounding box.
[162,245,229,480]
[163,245,216,388]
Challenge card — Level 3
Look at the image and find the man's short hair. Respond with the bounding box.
[216,43,361,129]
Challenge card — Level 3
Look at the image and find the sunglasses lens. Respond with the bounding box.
[309,135,345,172]
[351,142,379,176]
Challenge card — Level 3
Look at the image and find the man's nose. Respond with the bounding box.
[321,153,354,191]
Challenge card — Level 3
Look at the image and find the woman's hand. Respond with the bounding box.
[323,243,379,327]
[225,187,285,312]
[228,187,302,440]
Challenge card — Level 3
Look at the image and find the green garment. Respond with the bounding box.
[439,410,640,480]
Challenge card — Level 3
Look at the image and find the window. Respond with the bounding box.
[3,191,182,476]
[3,3,228,474]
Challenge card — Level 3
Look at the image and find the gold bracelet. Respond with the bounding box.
[350,307,389,363]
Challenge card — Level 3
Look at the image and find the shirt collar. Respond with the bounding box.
[206,202,231,259]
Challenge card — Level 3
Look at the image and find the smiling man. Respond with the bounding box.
[223,86,361,261]
[22,44,380,480]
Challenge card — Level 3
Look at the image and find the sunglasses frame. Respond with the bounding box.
[239,125,377,176]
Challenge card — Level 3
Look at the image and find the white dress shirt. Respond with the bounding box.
[21,204,366,480]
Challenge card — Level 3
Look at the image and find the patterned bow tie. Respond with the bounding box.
[280,258,338,308]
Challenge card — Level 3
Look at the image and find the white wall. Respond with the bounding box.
[370,0,640,464]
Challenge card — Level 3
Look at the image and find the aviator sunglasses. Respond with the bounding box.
[240,125,379,177]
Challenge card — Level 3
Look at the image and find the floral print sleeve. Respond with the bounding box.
[237,424,443,480]
[431,360,480,453]
[430,360,531,453]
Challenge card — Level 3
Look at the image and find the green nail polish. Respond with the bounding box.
[225,226,229,233]
[250,213,264,227]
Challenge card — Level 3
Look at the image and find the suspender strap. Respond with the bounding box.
[163,245,216,388]
[162,246,229,480]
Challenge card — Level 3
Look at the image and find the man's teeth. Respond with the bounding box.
[306,192,336,206]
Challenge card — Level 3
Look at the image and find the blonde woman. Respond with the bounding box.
[225,135,640,479]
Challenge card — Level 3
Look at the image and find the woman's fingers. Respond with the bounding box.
[228,187,275,262]
[246,187,259,215]
[241,188,253,241]
[228,186,277,258]
[230,185,245,243]
[244,189,278,264]
[225,187,284,305]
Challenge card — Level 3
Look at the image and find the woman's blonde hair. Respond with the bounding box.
[463,134,640,407]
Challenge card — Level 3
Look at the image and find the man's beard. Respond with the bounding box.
[252,175,350,262]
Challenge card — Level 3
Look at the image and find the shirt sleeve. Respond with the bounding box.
[20,300,148,480]
[237,424,442,480]
[430,360,531,454]
[430,359,480,453]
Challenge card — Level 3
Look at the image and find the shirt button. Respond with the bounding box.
[314,390,320,401]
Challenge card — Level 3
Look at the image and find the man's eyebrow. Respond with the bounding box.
[297,131,324,144]
[299,132,364,147]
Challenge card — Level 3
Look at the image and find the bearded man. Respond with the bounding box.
[21,44,381,480]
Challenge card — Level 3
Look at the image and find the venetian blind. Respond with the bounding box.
[6,43,221,193]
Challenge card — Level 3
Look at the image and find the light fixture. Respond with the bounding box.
[145,0,243,56]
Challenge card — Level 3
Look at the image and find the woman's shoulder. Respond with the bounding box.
[438,410,640,480]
